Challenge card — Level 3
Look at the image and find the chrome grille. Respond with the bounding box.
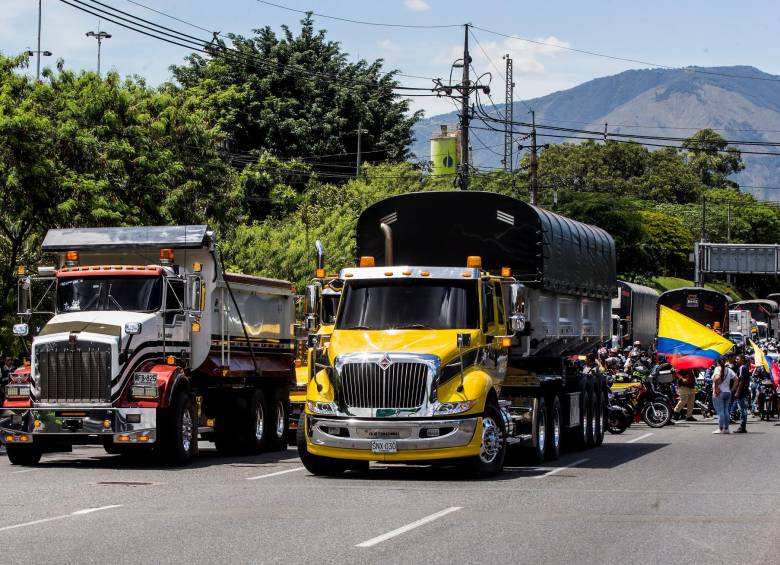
[35,341,111,403]
[340,361,428,409]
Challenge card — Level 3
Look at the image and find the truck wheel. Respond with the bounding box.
[462,403,506,477]
[270,387,290,451]
[524,397,547,465]
[296,414,347,476]
[570,389,590,451]
[546,395,562,461]
[594,391,607,446]
[159,391,195,466]
[6,444,43,465]
[589,388,599,447]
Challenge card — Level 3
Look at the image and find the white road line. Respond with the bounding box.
[0,505,121,533]
[245,466,305,480]
[626,432,654,444]
[535,458,590,478]
[356,506,462,548]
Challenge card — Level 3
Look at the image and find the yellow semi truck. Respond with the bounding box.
[297,191,615,476]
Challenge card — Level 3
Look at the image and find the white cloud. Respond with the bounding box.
[377,39,399,51]
[404,0,431,12]
[436,34,571,75]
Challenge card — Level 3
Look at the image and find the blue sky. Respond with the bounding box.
[3,0,780,117]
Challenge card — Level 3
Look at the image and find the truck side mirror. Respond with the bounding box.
[186,274,203,315]
[509,313,526,334]
[305,284,320,315]
[503,282,529,335]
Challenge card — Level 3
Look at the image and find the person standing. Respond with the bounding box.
[712,357,737,434]
[733,354,751,433]
[673,368,697,421]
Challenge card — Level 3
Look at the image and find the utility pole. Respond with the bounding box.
[85,29,112,76]
[459,23,471,190]
[530,110,539,205]
[356,120,367,178]
[502,54,514,172]
[25,0,52,80]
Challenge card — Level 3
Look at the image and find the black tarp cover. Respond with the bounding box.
[355,191,616,299]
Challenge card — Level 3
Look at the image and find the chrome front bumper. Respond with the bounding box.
[308,416,478,451]
[0,408,157,443]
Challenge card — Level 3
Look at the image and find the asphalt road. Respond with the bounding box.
[1,417,778,565]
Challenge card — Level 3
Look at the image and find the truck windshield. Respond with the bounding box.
[336,279,479,330]
[57,276,163,313]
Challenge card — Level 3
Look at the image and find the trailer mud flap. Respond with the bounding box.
[567,392,580,428]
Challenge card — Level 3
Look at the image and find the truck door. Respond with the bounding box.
[163,278,190,362]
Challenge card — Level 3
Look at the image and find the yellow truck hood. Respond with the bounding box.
[328,329,480,364]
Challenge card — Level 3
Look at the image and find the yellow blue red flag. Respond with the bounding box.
[657,305,734,369]
[748,338,770,373]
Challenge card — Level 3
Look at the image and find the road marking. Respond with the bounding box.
[245,466,305,480]
[0,505,121,533]
[535,458,589,478]
[626,432,654,444]
[356,506,462,547]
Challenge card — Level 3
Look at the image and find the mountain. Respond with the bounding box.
[411,66,780,201]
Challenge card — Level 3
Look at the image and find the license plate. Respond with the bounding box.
[370,440,397,454]
[133,372,157,385]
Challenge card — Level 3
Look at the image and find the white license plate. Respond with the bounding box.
[370,440,397,454]
[133,372,157,385]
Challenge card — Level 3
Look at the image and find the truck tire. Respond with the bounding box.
[6,444,43,465]
[570,389,590,451]
[270,387,290,451]
[594,391,607,446]
[588,388,599,447]
[296,414,347,476]
[524,397,547,465]
[546,395,562,461]
[242,389,274,454]
[158,391,195,466]
[461,403,507,477]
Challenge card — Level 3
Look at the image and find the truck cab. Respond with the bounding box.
[299,256,513,476]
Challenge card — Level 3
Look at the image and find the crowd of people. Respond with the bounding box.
[595,340,778,434]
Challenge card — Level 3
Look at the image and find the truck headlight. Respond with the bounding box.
[433,400,477,415]
[307,401,337,415]
[131,385,159,400]
[5,384,30,399]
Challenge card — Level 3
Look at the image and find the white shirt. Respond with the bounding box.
[712,365,736,394]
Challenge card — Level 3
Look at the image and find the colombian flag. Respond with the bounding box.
[657,305,734,369]
[748,339,770,373]
[766,354,780,390]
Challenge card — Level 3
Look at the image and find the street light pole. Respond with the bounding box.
[36,0,42,80]
[85,30,112,76]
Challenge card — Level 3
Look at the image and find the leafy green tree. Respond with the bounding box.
[637,211,692,276]
[171,16,420,175]
[682,129,744,188]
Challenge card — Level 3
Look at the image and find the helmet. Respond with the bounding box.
[609,347,619,355]
[633,341,641,347]
[657,354,667,363]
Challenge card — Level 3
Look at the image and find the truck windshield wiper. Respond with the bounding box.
[392,324,433,330]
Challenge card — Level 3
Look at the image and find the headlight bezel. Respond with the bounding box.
[433,399,477,415]
[307,401,337,415]
[5,383,30,399]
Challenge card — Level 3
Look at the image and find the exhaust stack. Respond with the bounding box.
[314,240,324,270]
[380,223,393,266]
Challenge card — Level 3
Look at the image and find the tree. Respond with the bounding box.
[0,54,240,352]
[637,211,692,276]
[682,129,744,188]
[171,16,420,177]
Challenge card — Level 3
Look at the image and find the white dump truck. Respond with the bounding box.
[2,225,295,465]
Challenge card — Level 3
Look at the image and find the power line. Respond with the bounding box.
[254,0,461,29]
[124,0,216,35]
[61,1,438,94]
[471,25,780,84]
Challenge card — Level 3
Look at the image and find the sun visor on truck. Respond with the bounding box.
[42,225,211,251]
[355,191,616,299]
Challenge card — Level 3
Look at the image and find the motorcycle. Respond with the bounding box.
[623,366,673,428]
[607,388,633,434]
[757,378,777,421]
[695,370,714,418]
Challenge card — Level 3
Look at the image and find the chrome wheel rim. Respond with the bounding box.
[275,400,286,439]
[479,416,502,464]
[553,406,561,448]
[255,403,265,440]
[181,409,193,452]
[592,400,600,442]
[582,399,588,442]
[537,407,546,458]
